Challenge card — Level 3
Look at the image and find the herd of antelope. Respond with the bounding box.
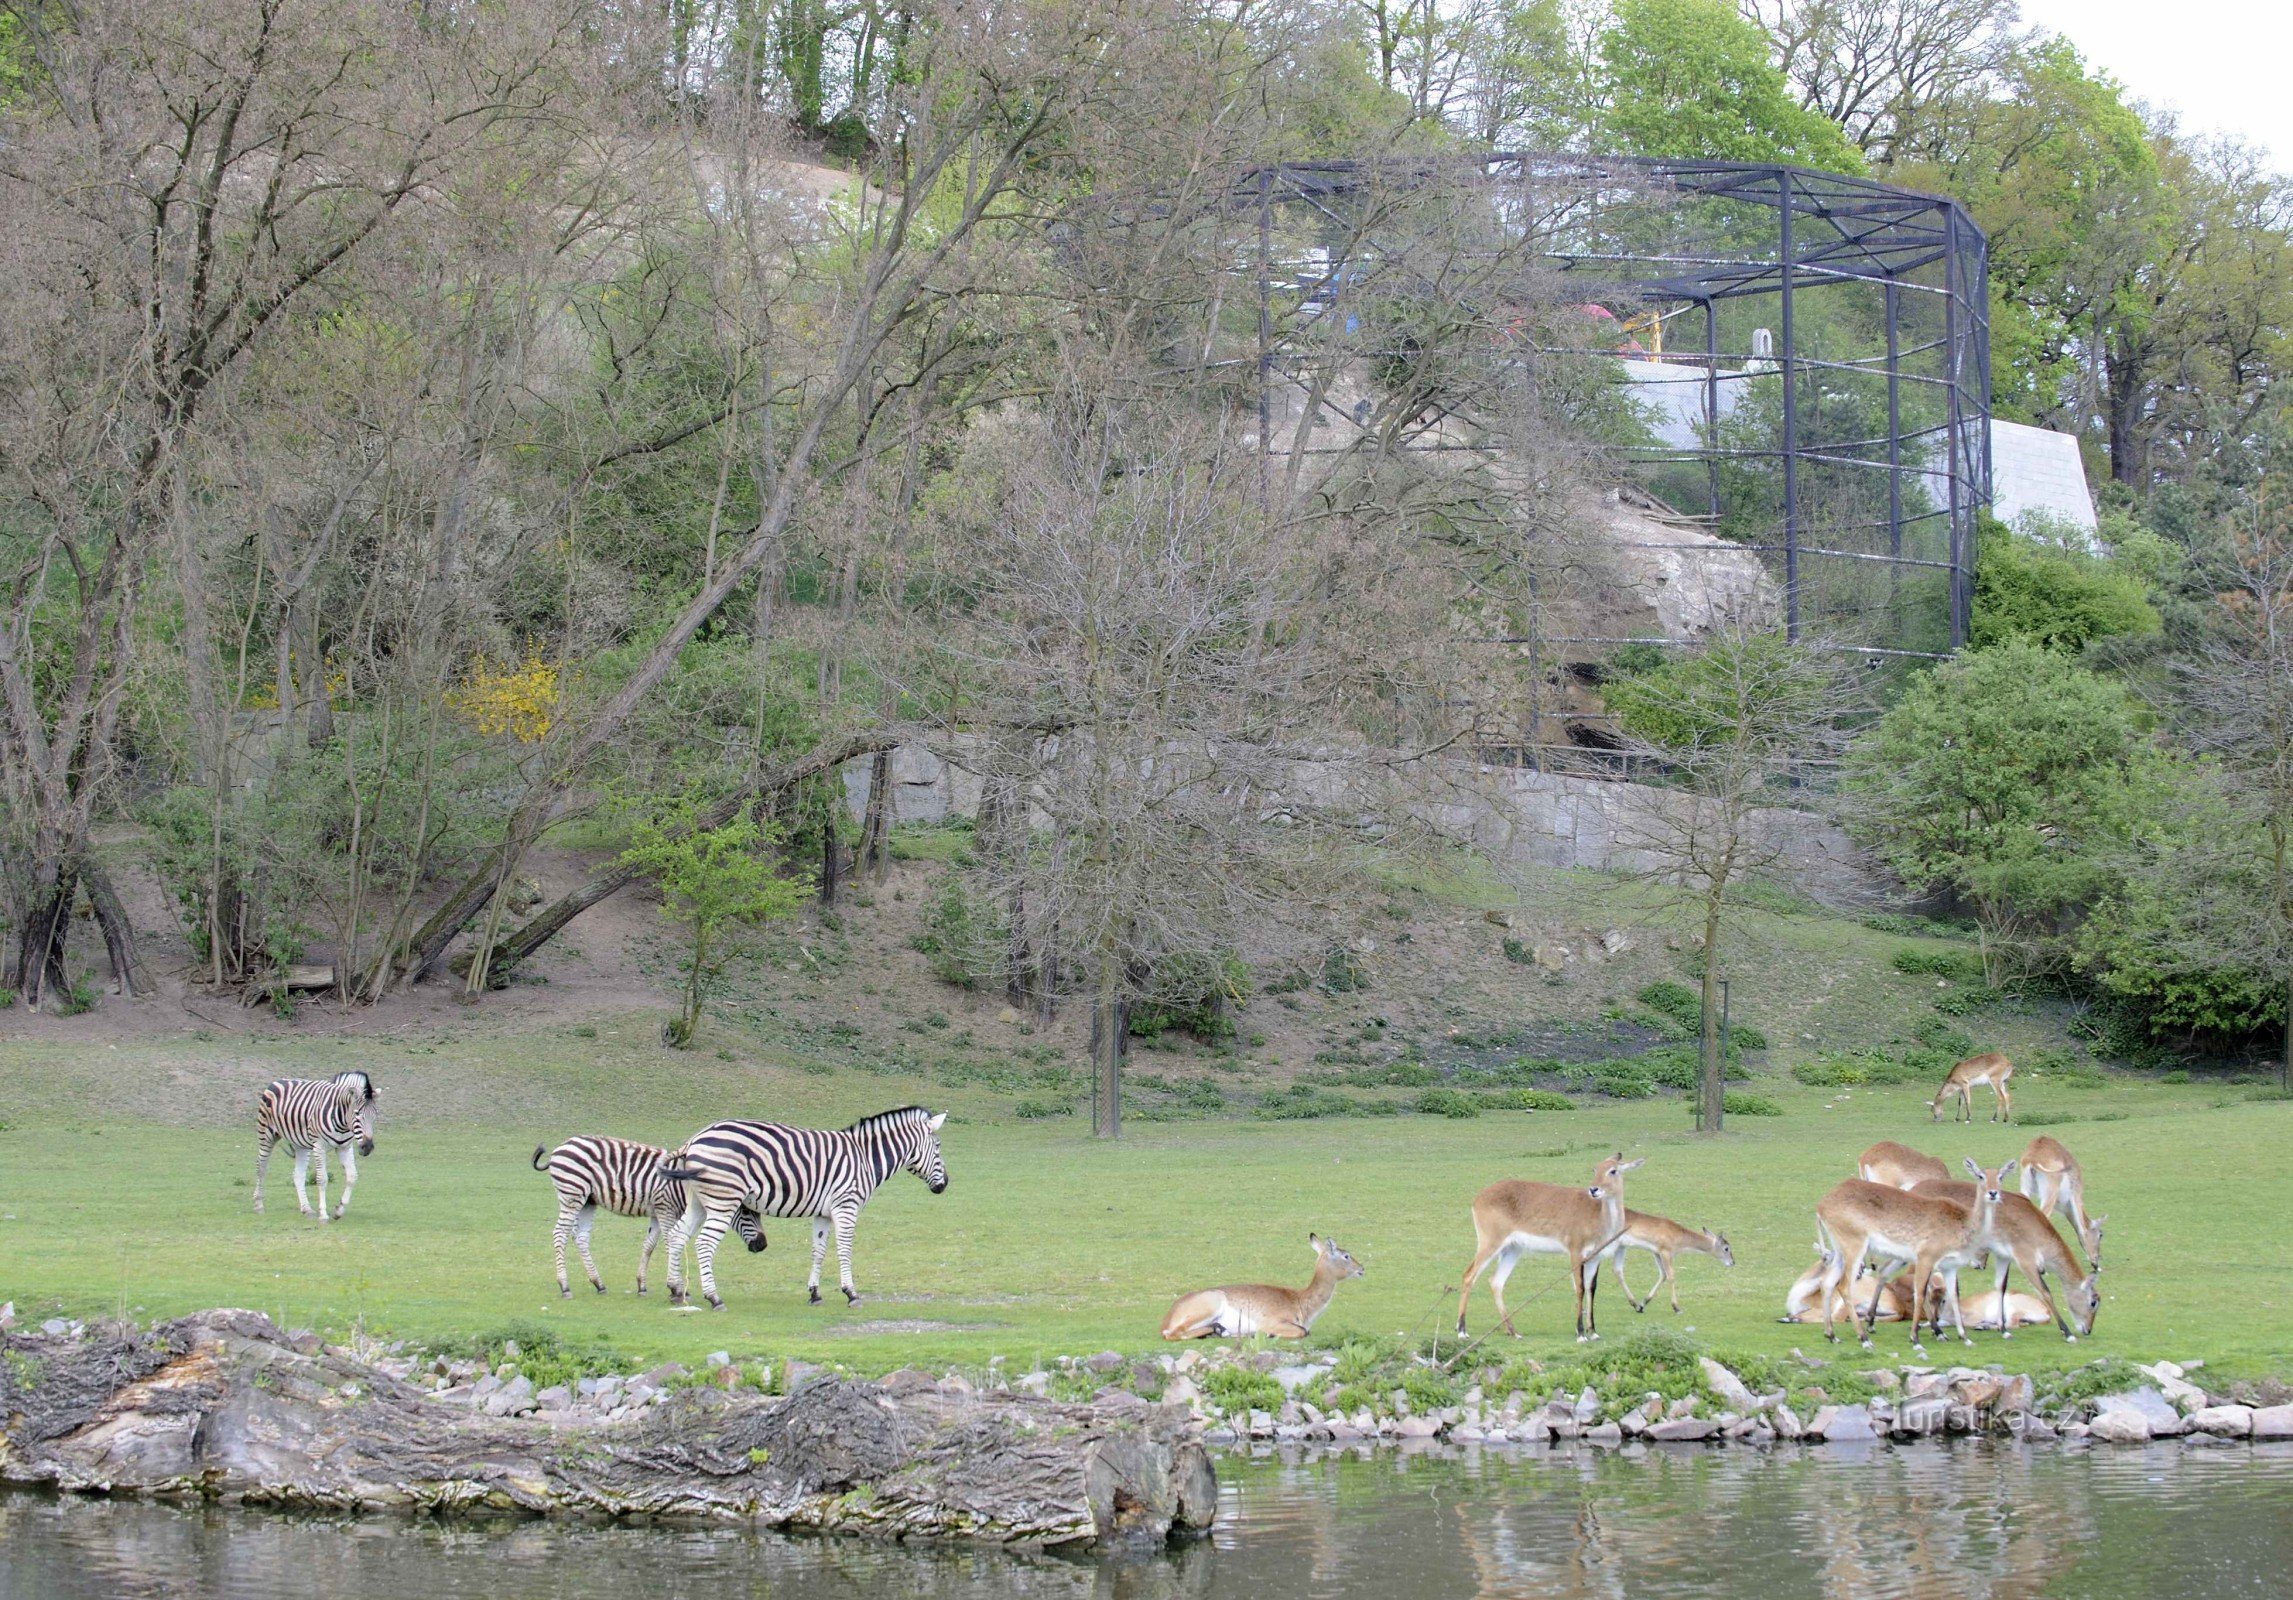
[1165,1050,2111,1353]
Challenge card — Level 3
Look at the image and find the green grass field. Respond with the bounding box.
[1,1013,2285,1385]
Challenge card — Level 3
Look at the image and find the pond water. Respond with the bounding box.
[7,1441,2292,1599]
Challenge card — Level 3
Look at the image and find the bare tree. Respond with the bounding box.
[0,0,602,1006]
[1742,0,2024,163]
[1608,629,1861,1131]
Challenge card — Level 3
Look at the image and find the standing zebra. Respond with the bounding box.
[531,1136,766,1297]
[662,1106,949,1311]
[254,1071,378,1220]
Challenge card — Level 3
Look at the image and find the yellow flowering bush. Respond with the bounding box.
[450,654,559,743]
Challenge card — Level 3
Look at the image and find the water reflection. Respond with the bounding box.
[5,1442,2290,1599]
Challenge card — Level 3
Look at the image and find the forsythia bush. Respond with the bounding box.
[451,654,559,743]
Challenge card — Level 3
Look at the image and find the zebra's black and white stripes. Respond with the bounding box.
[254,1072,378,1220]
[531,1136,764,1297]
[662,1106,949,1310]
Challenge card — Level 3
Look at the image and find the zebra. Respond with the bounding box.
[661,1106,949,1311]
[531,1136,766,1298]
[254,1071,378,1220]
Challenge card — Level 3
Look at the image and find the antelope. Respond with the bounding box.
[1456,1151,1644,1342]
[1783,1251,1914,1325]
[2019,1135,2104,1270]
[1811,1160,2016,1349]
[1782,1261,2053,1330]
[1909,1175,2100,1341]
[1161,1234,1364,1339]
[1858,1140,1949,1189]
[1598,1211,1733,1315]
[1930,1051,2014,1123]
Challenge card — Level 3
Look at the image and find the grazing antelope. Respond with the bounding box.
[1811,1160,2015,1349]
[2019,1135,2104,1270]
[1909,1175,2100,1341]
[1858,1140,1949,1189]
[1456,1151,1644,1342]
[1160,1234,1363,1339]
[1599,1211,1733,1315]
[1929,1051,2014,1123]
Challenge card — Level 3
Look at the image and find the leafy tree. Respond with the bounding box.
[1970,521,2160,653]
[1844,640,2165,979]
[1595,0,1864,173]
[1608,631,1857,1132]
[621,799,811,1048]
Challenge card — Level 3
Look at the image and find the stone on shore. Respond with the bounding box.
[2188,1405,2255,1438]
[2251,1405,2293,1440]
[2087,1410,2151,1445]
[1809,1405,1875,1442]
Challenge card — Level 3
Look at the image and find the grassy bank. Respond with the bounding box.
[1,1015,2284,1385]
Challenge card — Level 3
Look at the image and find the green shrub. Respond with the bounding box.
[1722,1092,1782,1116]
[467,1324,630,1392]
[1931,986,2004,1017]
[1200,1367,1284,1417]
[1130,951,1250,1043]
[1891,947,1983,982]
[1478,1088,1576,1112]
[1318,945,1370,993]
[2038,1360,2152,1410]
[1970,527,2160,654]
[1912,1017,1975,1056]
[1414,1087,1482,1118]
[1792,1051,1921,1087]
[1012,1097,1070,1119]
[1254,1085,1398,1120]
[915,874,1005,989]
[1502,937,1532,965]
[1399,1367,1457,1411]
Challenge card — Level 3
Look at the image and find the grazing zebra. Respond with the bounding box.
[661,1106,949,1311]
[530,1137,766,1297]
[254,1071,378,1220]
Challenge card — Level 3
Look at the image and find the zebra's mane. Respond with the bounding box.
[846,1105,928,1138]
[331,1070,376,1101]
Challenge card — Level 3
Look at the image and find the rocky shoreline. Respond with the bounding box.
[0,1311,1215,1549]
[1176,1349,2291,1449]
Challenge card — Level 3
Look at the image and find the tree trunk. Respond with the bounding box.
[81,862,142,998]
[2283,964,2291,1095]
[16,868,76,1010]
[1090,961,1126,1140]
[818,786,842,909]
[859,748,893,881]
[1697,893,1725,1135]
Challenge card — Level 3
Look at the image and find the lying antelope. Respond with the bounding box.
[1599,1211,1733,1315]
[1160,1234,1363,1339]
[1910,1174,2100,1341]
[1858,1140,1949,1189]
[2019,1134,2104,1270]
[1930,1051,2014,1123]
[1783,1251,1915,1325]
[1456,1151,1643,1342]
[1782,1260,2053,1330]
[1812,1160,2015,1349]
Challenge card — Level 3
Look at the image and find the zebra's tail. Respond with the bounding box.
[659,1157,699,1182]
[531,1144,549,1172]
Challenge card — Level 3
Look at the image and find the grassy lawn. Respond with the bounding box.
[2,1014,2285,1384]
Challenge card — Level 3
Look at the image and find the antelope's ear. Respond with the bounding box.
[927,1111,947,1131]
[2000,1159,2017,1178]
[2093,1214,2108,1225]
[1962,1157,1984,1178]
[1618,1157,1645,1172]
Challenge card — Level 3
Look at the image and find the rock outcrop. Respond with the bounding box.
[0,1311,1214,1550]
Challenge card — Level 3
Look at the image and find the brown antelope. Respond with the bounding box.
[1160,1234,1363,1339]
[1599,1210,1734,1314]
[1858,1140,1950,1189]
[1812,1160,2016,1349]
[1456,1151,1643,1342]
[2019,1135,2104,1270]
[1930,1051,2014,1123]
[1783,1251,1916,1324]
[1909,1176,2100,1342]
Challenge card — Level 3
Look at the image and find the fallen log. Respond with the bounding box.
[0,1310,1215,1550]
